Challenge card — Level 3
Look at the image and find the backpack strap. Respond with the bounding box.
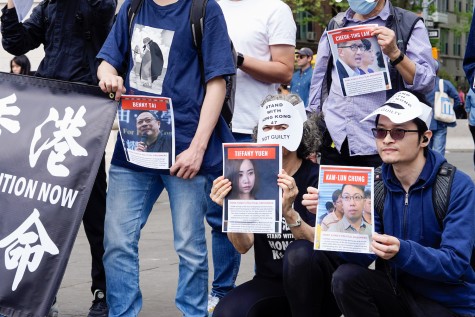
[128,0,144,36]
[373,165,385,232]
[432,162,456,228]
[190,0,208,87]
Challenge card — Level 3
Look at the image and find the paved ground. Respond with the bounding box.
[54,149,475,317]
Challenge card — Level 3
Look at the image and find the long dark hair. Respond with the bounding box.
[10,55,31,75]
[226,159,259,199]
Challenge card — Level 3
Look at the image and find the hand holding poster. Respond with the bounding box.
[119,95,175,169]
[314,165,374,254]
[327,24,391,97]
[223,143,282,234]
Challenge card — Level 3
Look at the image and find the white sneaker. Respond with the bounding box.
[207,294,220,315]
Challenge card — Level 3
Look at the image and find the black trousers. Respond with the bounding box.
[82,154,107,294]
[282,240,343,317]
[469,125,475,169]
[320,132,382,168]
[332,263,464,317]
[213,276,291,317]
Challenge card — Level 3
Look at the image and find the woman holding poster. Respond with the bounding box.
[210,94,322,317]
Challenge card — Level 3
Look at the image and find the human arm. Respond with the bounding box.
[278,170,315,242]
[371,22,436,92]
[308,31,331,112]
[387,173,475,282]
[170,76,225,179]
[239,44,295,84]
[210,175,254,253]
[1,0,45,55]
[444,80,462,108]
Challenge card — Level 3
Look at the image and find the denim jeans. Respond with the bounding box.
[429,127,448,156]
[104,165,209,317]
[205,170,241,298]
[232,132,253,143]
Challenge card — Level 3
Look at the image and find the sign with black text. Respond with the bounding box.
[0,73,116,317]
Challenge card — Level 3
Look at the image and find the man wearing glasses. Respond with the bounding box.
[308,0,436,168]
[283,91,474,316]
[336,40,365,95]
[327,183,372,237]
[135,111,171,155]
[290,47,314,107]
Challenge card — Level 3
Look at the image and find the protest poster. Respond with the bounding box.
[0,72,116,317]
[327,24,391,97]
[119,95,175,169]
[223,143,282,234]
[314,165,374,254]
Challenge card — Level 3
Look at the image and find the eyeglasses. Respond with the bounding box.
[339,44,365,52]
[342,194,364,202]
[371,128,419,140]
[298,55,308,59]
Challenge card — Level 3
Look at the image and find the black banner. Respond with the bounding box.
[0,73,116,317]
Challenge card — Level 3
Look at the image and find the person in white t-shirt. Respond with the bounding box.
[219,0,296,142]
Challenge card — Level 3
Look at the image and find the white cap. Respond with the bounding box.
[360,91,432,129]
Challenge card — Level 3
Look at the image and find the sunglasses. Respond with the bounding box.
[371,128,419,140]
[298,55,308,59]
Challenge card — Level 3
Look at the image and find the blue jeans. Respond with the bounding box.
[232,132,253,143]
[429,127,448,156]
[205,170,241,298]
[104,165,209,317]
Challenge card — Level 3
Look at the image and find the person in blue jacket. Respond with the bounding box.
[283,91,474,317]
[463,7,475,90]
[466,88,475,170]
[332,91,475,317]
[426,62,461,156]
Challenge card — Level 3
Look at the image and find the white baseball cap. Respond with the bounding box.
[360,91,432,129]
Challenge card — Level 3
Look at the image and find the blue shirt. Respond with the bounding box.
[465,89,475,126]
[427,77,461,129]
[309,0,436,156]
[290,66,313,107]
[97,0,235,174]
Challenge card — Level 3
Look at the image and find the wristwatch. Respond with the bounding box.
[390,51,404,67]
[287,212,302,228]
[237,52,244,68]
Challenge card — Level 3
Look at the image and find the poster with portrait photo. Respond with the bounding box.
[118,95,175,169]
[223,143,282,234]
[314,165,374,254]
[327,24,392,97]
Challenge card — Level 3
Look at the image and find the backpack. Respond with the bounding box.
[374,163,475,269]
[126,0,236,126]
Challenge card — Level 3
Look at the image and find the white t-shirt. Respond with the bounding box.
[219,0,296,134]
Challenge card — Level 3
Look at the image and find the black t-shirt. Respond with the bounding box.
[253,159,319,280]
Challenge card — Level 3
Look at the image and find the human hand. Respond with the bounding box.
[302,186,319,214]
[210,176,232,207]
[371,26,400,61]
[371,232,400,260]
[277,169,298,217]
[98,74,126,101]
[170,147,205,179]
[136,142,147,152]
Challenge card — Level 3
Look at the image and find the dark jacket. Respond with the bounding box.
[463,7,475,91]
[1,0,116,84]
[378,150,475,315]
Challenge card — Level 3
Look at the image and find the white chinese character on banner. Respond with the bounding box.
[29,106,88,177]
[0,209,59,291]
[0,93,21,135]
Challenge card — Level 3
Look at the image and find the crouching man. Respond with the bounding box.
[332,91,475,317]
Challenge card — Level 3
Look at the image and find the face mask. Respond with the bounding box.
[348,0,378,15]
[257,99,307,152]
